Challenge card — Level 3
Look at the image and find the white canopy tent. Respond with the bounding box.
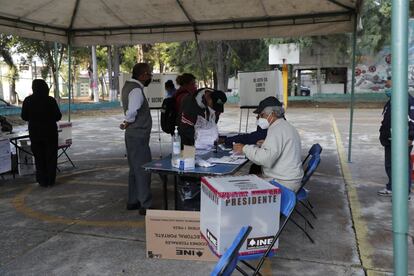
[0,0,360,46]
[3,1,413,275]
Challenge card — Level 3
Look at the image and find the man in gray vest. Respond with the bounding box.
[120,63,153,215]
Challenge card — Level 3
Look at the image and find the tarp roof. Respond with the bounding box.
[0,0,361,46]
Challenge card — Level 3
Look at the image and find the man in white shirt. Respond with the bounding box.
[233,97,304,192]
[120,63,153,215]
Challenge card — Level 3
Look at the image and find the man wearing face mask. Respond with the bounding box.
[378,77,414,197]
[120,63,153,215]
[233,96,304,192]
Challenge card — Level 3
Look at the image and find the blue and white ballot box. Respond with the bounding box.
[200,175,281,257]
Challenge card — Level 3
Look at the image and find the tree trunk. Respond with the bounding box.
[0,48,18,104]
[215,42,226,91]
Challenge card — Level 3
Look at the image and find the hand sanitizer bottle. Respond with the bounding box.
[171,126,181,167]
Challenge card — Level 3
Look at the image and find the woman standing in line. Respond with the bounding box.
[21,79,62,187]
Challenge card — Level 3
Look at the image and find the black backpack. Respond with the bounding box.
[0,115,12,132]
[160,97,177,135]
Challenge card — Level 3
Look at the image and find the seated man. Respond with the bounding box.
[233,96,304,192]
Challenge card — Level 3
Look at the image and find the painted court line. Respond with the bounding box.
[11,166,145,228]
[331,116,374,272]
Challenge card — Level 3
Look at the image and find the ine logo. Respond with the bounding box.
[176,249,203,257]
[147,251,162,259]
[246,236,274,249]
[206,229,218,249]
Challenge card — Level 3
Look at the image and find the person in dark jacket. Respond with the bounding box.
[174,73,197,115]
[222,127,268,148]
[21,79,62,187]
[178,88,226,146]
[378,77,414,197]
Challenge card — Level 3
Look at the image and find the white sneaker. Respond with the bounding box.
[378,188,392,196]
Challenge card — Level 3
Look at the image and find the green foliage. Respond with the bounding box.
[120,46,138,73]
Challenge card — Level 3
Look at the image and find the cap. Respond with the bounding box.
[211,90,227,113]
[253,96,282,114]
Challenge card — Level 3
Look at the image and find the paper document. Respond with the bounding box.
[207,155,247,165]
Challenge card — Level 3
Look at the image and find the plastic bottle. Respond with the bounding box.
[171,126,181,167]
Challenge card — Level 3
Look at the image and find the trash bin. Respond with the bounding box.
[176,176,200,211]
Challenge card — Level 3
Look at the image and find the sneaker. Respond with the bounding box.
[378,188,392,196]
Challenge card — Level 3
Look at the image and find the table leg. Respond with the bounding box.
[174,175,178,210]
[159,174,168,210]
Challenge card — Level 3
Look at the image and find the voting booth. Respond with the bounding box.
[119,72,178,109]
[237,70,283,132]
[238,70,283,107]
[200,175,281,257]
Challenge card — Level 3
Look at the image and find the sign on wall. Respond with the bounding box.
[238,70,283,107]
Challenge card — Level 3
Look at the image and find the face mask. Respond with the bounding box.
[385,88,392,97]
[196,91,206,108]
[256,114,271,129]
[143,78,152,87]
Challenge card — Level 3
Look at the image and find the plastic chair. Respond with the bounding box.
[302,143,322,166]
[299,143,322,211]
[210,226,252,276]
[293,153,321,243]
[237,181,297,276]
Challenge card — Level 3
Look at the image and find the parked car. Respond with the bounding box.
[0,98,11,108]
[0,98,19,113]
[294,84,311,96]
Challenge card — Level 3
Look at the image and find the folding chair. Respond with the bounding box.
[56,143,75,171]
[234,181,297,276]
[292,152,321,243]
[298,143,322,214]
[210,226,252,276]
[302,143,322,166]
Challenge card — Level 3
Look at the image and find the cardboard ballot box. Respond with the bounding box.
[17,139,35,176]
[200,175,281,257]
[146,210,217,262]
[58,122,72,147]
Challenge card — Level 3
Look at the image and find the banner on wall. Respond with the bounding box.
[238,70,283,107]
[354,19,414,93]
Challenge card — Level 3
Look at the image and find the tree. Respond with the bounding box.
[16,38,65,102]
[0,34,19,104]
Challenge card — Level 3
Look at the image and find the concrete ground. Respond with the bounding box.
[0,106,412,276]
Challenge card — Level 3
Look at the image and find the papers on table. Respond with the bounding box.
[207,155,247,165]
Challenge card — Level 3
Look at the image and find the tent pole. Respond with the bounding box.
[391,0,409,274]
[54,42,60,105]
[347,14,357,163]
[68,44,72,122]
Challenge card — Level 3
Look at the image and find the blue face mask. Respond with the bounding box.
[385,88,392,97]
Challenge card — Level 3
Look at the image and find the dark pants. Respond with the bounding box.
[384,145,413,193]
[125,130,152,209]
[31,138,58,186]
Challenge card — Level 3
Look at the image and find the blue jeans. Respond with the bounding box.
[384,145,413,193]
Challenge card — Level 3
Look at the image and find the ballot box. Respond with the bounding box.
[17,139,35,176]
[200,174,281,257]
[58,122,72,147]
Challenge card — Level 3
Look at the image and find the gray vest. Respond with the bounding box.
[121,80,152,135]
